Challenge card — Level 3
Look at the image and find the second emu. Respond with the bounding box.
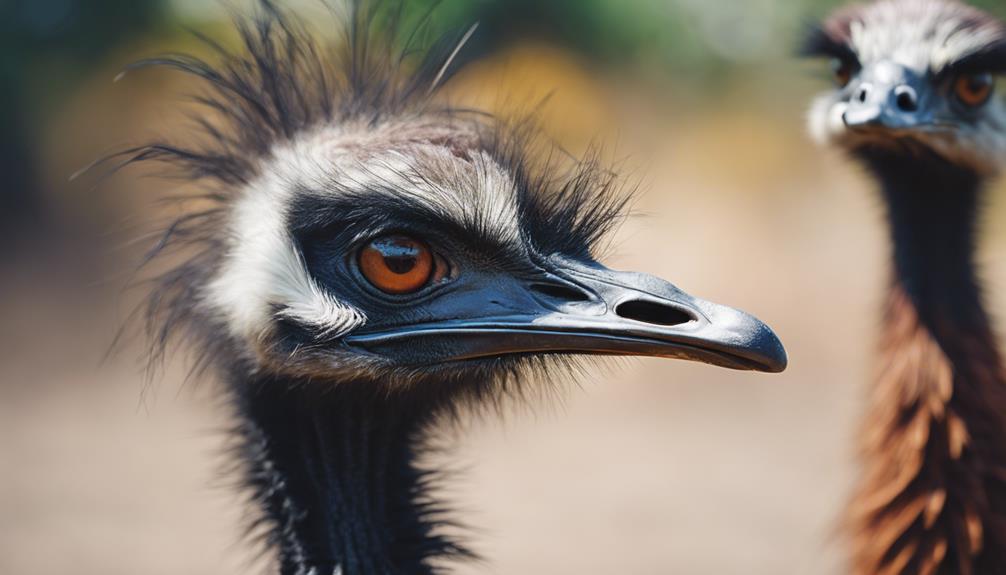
[803,1,1006,574]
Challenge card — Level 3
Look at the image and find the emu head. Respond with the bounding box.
[803,0,1006,171]
[116,3,785,393]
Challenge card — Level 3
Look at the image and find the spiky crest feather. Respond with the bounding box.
[89,0,631,388]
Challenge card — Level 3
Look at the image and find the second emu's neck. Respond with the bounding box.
[851,150,1006,574]
[867,152,988,339]
[233,375,467,575]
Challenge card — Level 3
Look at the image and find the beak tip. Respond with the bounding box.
[738,322,788,373]
[759,334,788,373]
[843,107,883,129]
[711,306,787,373]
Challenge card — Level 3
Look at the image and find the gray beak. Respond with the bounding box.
[345,256,787,373]
[843,61,931,130]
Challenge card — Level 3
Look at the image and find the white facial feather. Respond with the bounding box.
[849,0,1003,73]
[808,95,850,145]
[206,131,367,343]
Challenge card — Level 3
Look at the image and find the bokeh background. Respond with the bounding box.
[4,0,1006,573]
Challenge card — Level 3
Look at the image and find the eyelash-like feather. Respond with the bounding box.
[800,22,860,66]
[945,38,1006,75]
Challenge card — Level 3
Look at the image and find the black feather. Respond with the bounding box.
[799,22,859,65]
[92,2,633,571]
[945,38,1006,75]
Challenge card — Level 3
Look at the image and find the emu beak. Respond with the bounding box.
[842,61,932,130]
[345,256,787,373]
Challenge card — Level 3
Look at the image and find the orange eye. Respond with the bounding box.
[954,73,994,108]
[358,235,450,295]
[833,58,854,88]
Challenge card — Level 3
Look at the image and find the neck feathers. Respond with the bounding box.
[233,377,473,575]
[850,150,1006,575]
[852,284,1006,574]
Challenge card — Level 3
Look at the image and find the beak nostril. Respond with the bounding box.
[615,300,693,327]
[895,86,918,112]
[858,87,869,103]
[529,283,590,302]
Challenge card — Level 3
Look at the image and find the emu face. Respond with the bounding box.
[804,0,1006,170]
[204,118,785,381]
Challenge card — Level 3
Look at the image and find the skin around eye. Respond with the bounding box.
[954,73,994,108]
[358,235,434,294]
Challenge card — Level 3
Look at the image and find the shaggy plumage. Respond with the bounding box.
[803,2,1006,574]
[94,0,630,386]
[91,1,786,573]
[90,3,633,571]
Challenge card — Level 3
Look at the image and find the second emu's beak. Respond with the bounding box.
[842,61,930,130]
[346,256,787,373]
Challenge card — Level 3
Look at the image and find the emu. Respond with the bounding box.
[802,1,1006,573]
[104,2,786,573]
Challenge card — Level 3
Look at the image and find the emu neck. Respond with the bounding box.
[864,151,989,342]
[851,150,1006,574]
[233,376,465,575]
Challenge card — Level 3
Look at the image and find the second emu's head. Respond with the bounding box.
[111,2,785,399]
[803,0,1006,171]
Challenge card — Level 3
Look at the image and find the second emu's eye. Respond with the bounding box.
[832,58,854,88]
[358,235,450,295]
[954,73,994,108]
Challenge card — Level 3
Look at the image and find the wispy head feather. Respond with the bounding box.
[92,0,632,386]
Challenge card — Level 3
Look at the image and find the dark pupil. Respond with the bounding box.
[373,238,419,275]
[969,76,989,92]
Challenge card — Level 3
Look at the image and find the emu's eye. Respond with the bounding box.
[833,58,854,88]
[954,73,994,108]
[358,235,450,295]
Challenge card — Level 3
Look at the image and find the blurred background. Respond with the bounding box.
[3,0,1006,573]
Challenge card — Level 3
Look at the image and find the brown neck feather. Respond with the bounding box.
[850,149,1006,575]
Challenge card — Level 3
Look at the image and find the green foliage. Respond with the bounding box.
[373,0,1006,76]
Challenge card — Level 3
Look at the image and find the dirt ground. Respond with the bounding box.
[5,44,1006,575]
